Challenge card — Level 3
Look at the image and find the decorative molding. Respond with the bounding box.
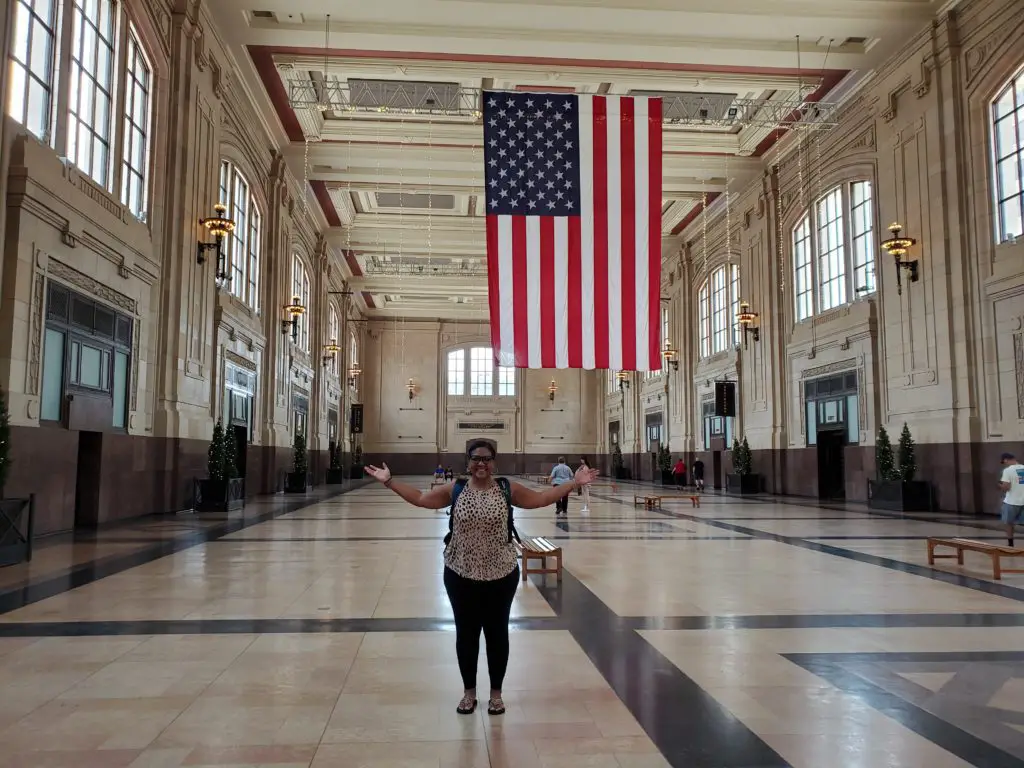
[963,19,1024,87]
[1015,332,1024,420]
[800,358,857,380]
[914,54,934,98]
[27,273,45,396]
[130,322,140,412]
[47,257,138,315]
[225,349,258,373]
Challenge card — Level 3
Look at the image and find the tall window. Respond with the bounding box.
[291,255,311,352]
[607,369,618,393]
[697,264,741,359]
[327,305,340,375]
[646,306,670,379]
[7,1,155,219]
[121,29,151,219]
[8,0,58,140]
[219,162,262,311]
[792,181,875,320]
[447,346,515,397]
[993,69,1024,243]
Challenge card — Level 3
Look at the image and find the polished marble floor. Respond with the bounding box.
[1,479,1023,767]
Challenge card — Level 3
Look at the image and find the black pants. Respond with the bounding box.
[555,492,569,514]
[443,566,519,691]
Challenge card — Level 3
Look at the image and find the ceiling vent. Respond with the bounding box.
[348,79,462,112]
[375,192,456,210]
[628,90,738,122]
[251,10,274,18]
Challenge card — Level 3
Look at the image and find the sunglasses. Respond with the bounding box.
[468,455,495,464]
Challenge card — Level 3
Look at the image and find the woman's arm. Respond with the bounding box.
[510,480,577,510]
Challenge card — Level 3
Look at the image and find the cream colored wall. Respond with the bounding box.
[648,0,1024,458]
[361,321,599,456]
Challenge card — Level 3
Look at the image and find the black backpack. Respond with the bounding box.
[443,477,521,546]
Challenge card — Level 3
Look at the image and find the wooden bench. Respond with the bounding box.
[633,495,663,510]
[517,537,562,582]
[927,537,1024,580]
[664,495,701,508]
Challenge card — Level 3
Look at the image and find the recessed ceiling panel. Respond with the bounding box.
[375,192,456,210]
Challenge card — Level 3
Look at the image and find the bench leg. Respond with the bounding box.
[521,555,529,582]
[993,553,1002,580]
[957,549,964,565]
[556,552,562,581]
[927,541,935,565]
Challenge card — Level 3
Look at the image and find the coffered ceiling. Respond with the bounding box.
[208,0,945,320]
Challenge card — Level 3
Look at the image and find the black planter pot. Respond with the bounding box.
[285,472,310,493]
[868,480,932,512]
[658,470,675,486]
[613,467,632,481]
[196,478,245,512]
[726,473,761,495]
[349,466,364,480]
[0,496,35,566]
[326,468,346,485]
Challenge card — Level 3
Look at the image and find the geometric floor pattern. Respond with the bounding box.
[0,477,1023,767]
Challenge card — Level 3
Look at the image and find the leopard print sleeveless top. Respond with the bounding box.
[443,482,518,581]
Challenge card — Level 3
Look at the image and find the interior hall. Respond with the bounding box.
[0,0,1023,766]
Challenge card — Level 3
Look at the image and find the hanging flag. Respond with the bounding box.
[483,91,663,370]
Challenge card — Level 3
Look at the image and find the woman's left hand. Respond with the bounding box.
[573,466,600,486]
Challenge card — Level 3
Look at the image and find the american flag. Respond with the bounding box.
[483,91,663,370]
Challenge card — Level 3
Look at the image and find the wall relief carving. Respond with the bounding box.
[47,257,138,314]
[800,358,857,379]
[226,349,258,372]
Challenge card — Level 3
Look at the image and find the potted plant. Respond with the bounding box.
[0,388,35,566]
[611,443,630,480]
[196,420,244,512]
[657,445,674,486]
[286,431,310,492]
[867,423,932,511]
[326,440,346,484]
[349,443,364,480]
[726,436,760,494]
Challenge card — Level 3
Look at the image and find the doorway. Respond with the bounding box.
[712,451,723,490]
[74,431,103,528]
[817,429,847,500]
[231,423,247,481]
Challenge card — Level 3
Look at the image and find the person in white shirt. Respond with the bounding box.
[998,452,1024,547]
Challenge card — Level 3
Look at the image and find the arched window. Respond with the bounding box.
[645,306,671,379]
[993,69,1024,243]
[327,305,340,375]
[697,264,740,359]
[219,162,262,311]
[792,181,875,321]
[291,254,311,351]
[446,346,515,397]
[7,2,154,219]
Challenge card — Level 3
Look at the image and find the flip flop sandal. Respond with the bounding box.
[487,697,506,715]
[457,695,477,715]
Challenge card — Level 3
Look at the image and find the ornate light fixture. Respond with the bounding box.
[321,338,340,368]
[281,296,305,342]
[880,222,919,296]
[736,301,761,348]
[661,341,679,371]
[347,365,362,388]
[406,378,417,401]
[616,371,630,391]
[196,203,235,288]
[547,380,558,402]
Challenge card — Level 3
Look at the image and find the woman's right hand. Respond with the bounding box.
[364,463,392,484]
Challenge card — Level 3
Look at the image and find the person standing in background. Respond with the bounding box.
[998,452,1024,547]
[692,458,705,492]
[578,457,592,513]
[550,457,574,516]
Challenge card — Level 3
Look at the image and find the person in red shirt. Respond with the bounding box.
[672,458,687,488]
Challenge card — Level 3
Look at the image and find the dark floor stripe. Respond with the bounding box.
[532,570,787,768]
[786,652,1024,768]
[624,612,1024,630]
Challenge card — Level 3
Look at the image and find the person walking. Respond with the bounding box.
[578,457,592,513]
[692,458,705,492]
[364,440,598,716]
[672,457,687,488]
[998,452,1024,547]
[550,457,575,516]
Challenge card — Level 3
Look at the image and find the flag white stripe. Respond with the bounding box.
[634,98,650,372]
[496,216,515,366]
[525,217,542,369]
[578,95,596,370]
[554,217,569,368]
[605,97,623,371]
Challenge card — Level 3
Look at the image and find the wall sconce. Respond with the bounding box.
[661,341,679,371]
[196,203,235,289]
[880,222,919,296]
[616,371,630,391]
[547,380,558,402]
[406,378,417,401]
[281,296,305,342]
[347,365,361,388]
[321,338,340,368]
[736,301,761,348]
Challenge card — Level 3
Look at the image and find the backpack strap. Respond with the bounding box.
[443,479,466,546]
[496,477,520,544]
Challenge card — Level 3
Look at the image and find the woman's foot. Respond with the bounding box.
[487,696,506,715]
[456,693,477,714]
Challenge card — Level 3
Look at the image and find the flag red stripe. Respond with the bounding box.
[647,100,663,369]
[539,217,556,368]
[567,216,583,368]
[619,97,637,372]
[486,215,502,358]
[592,96,610,370]
[511,217,529,367]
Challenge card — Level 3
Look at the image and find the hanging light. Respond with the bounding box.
[347,365,362,388]
[661,341,679,371]
[547,379,558,402]
[321,338,340,368]
[736,301,761,348]
[616,371,630,391]
[406,378,417,401]
[880,222,919,296]
[196,203,235,289]
[281,296,305,342]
